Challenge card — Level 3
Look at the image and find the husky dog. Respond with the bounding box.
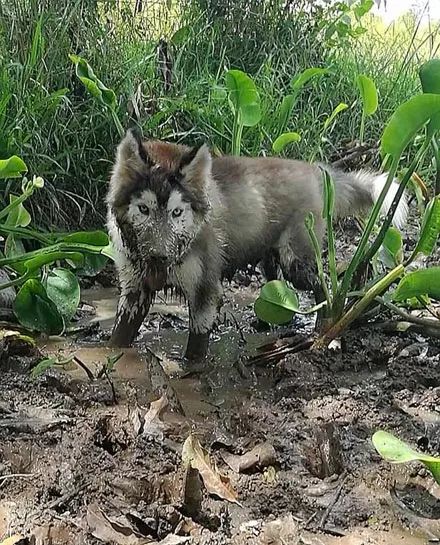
[107,129,407,360]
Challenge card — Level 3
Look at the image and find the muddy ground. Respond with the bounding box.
[0,213,440,545]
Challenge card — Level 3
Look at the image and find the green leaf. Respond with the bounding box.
[372,430,440,485]
[412,195,440,258]
[356,74,378,116]
[23,251,84,275]
[13,279,64,334]
[379,227,403,268]
[291,67,328,93]
[62,231,109,274]
[254,280,300,325]
[381,94,440,159]
[393,267,440,302]
[323,103,348,131]
[45,268,80,322]
[171,25,191,46]
[5,195,31,228]
[5,235,26,274]
[272,132,301,153]
[0,156,27,179]
[30,357,57,379]
[419,59,440,94]
[69,54,117,111]
[225,69,261,127]
[276,95,296,135]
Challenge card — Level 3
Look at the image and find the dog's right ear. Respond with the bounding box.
[116,128,153,167]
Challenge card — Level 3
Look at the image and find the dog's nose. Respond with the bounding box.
[149,254,168,264]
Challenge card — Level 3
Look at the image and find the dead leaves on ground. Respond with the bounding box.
[221,442,277,473]
[182,434,241,505]
[86,503,191,545]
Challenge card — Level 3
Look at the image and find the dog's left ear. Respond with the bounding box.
[179,144,212,192]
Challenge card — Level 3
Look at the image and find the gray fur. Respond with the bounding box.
[107,131,408,360]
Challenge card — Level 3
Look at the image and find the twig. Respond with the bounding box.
[72,355,95,380]
[318,472,348,529]
[0,473,34,487]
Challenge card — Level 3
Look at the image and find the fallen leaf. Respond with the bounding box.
[86,503,153,544]
[143,395,168,434]
[158,536,191,544]
[182,435,240,505]
[222,442,277,473]
[0,537,24,545]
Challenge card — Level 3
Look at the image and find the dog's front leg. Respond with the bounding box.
[185,281,222,361]
[109,272,153,348]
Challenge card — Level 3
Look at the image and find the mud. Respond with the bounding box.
[1,216,440,544]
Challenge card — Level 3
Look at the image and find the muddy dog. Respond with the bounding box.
[106,129,407,360]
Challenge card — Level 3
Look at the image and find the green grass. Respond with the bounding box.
[0,0,438,229]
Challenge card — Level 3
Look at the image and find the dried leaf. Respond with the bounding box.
[143,395,168,434]
[222,442,277,473]
[0,537,24,545]
[86,503,153,544]
[158,536,191,544]
[182,435,240,504]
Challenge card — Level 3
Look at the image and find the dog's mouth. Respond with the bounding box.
[145,260,168,291]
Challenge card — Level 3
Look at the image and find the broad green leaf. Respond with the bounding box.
[323,103,348,131]
[69,54,116,111]
[5,194,31,227]
[13,279,64,334]
[356,74,378,116]
[171,25,191,46]
[372,430,440,484]
[62,231,109,274]
[272,132,301,153]
[291,67,328,93]
[45,268,80,322]
[393,267,440,302]
[381,94,440,159]
[379,227,403,268]
[354,0,374,18]
[419,59,440,94]
[5,235,26,274]
[0,156,27,179]
[225,69,261,127]
[254,280,299,325]
[412,195,440,258]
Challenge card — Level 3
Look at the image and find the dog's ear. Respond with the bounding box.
[116,127,153,168]
[179,144,212,193]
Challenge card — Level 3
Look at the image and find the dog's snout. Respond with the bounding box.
[149,253,168,264]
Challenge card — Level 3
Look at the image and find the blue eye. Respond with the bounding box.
[138,204,149,216]
[172,208,183,218]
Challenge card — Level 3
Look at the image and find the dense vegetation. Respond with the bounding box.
[1,0,438,227]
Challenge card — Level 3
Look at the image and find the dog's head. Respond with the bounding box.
[107,129,212,290]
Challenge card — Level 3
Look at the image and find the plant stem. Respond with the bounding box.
[314,264,404,348]
[432,136,440,195]
[305,213,332,308]
[359,111,365,143]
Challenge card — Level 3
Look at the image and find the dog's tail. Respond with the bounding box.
[321,165,408,230]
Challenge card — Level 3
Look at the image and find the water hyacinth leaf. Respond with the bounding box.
[291,67,328,93]
[379,227,403,268]
[272,132,301,153]
[23,251,84,274]
[69,54,116,111]
[323,103,348,131]
[45,268,80,322]
[14,279,64,334]
[419,59,440,94]
[381,94,440,159]
[5,195,31,227]
[393,267,440,302]
[0,156,27,179]
[254,280,300,325]
[372,430,440,484]
[225,69,261,127]
[412,195,440,258]
[356,74,378,116]
[62,230,110,274]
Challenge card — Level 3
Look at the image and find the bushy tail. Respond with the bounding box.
[321,165,408,230]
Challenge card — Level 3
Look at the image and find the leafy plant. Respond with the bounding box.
[225,69,261,155]
[255,84,440,347]
[0,155,112,334]
[372,430,440,485]
[356,74,378,142]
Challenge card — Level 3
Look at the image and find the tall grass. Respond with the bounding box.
[0,0,438,228]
